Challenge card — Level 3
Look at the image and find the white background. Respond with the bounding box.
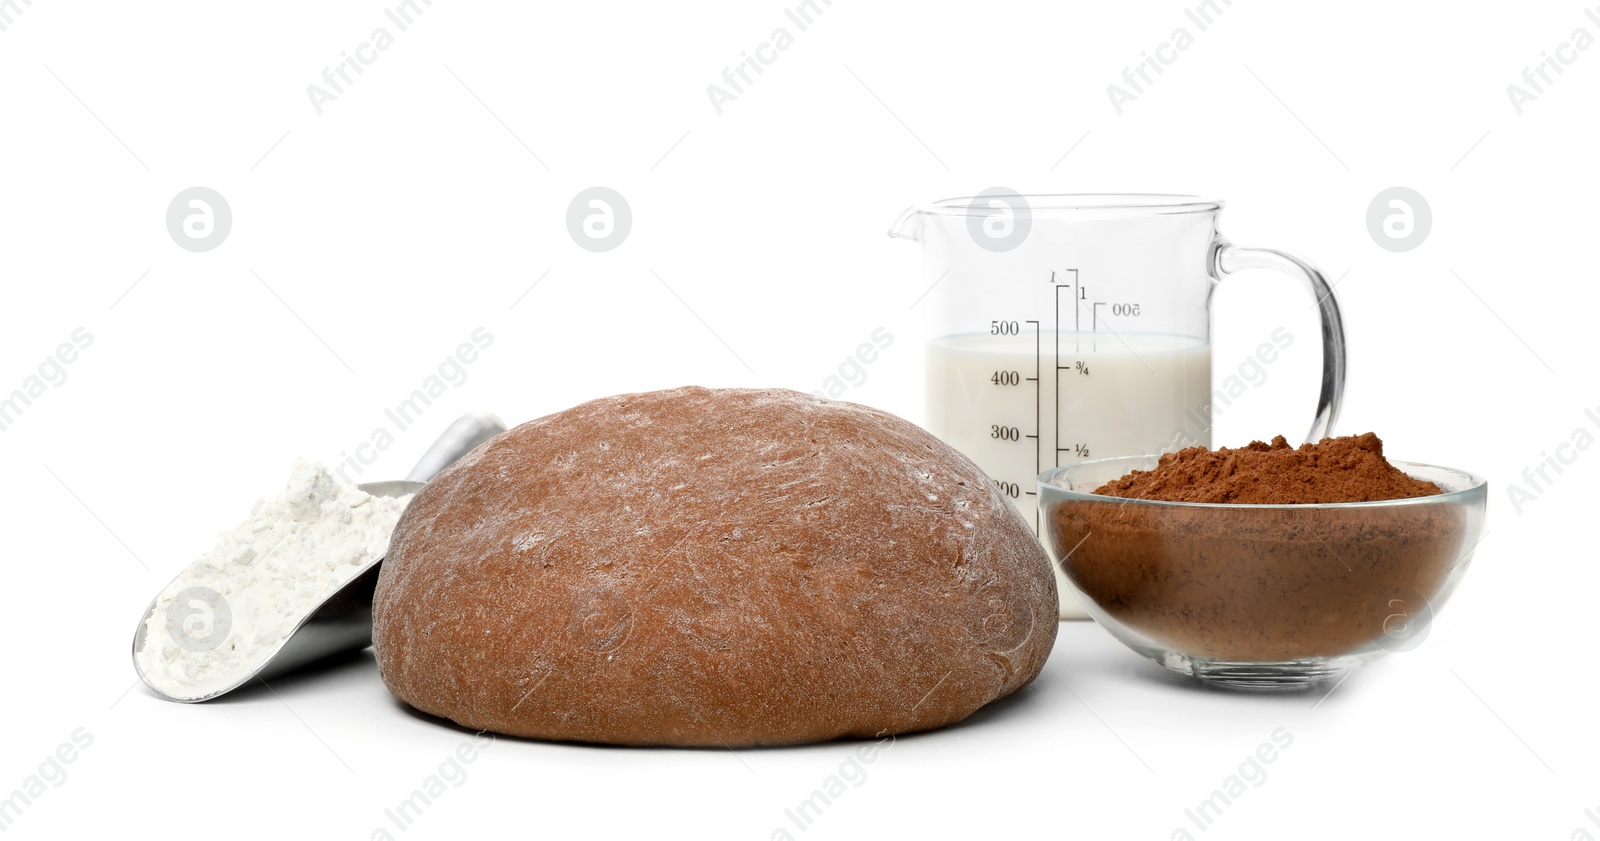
[2,1,1596,838]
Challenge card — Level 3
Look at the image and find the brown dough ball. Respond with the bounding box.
[373,387,1056,746]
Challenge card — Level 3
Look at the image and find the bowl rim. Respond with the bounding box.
[1037,456,1488,510]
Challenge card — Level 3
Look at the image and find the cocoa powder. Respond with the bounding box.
[1092,433,1441,503]
[1049,434,1468,662]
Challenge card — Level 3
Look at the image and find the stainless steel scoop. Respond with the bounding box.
[130,412,507,703]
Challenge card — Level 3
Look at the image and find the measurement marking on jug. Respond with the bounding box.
[1028,319,1042,530]
[1055,284,1063,471]
[1065,281,1159,378]
[965,270,1163,532]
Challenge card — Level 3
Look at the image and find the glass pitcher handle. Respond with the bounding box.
[1213,243,1347,443]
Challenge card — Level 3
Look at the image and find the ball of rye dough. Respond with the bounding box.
[372,386,1057,747]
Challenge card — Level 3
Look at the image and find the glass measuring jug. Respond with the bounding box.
[891,193,1347,619]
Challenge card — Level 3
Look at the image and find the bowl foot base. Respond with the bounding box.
[1155,650,1368,691]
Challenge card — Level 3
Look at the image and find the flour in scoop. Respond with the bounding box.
[133,460,412,700]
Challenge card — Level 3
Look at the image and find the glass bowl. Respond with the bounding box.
[1038,456,1487,690]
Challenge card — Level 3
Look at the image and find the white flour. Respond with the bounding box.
[134,460,412,700]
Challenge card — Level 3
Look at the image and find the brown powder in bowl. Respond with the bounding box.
[1048,434,1467,662]
[1092,433,1442,503]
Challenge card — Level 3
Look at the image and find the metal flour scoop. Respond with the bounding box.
[130,412,506,702]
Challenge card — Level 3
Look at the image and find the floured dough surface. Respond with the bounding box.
[373,386,1057,746]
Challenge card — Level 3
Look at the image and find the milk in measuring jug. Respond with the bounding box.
[925,331,1212,618]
